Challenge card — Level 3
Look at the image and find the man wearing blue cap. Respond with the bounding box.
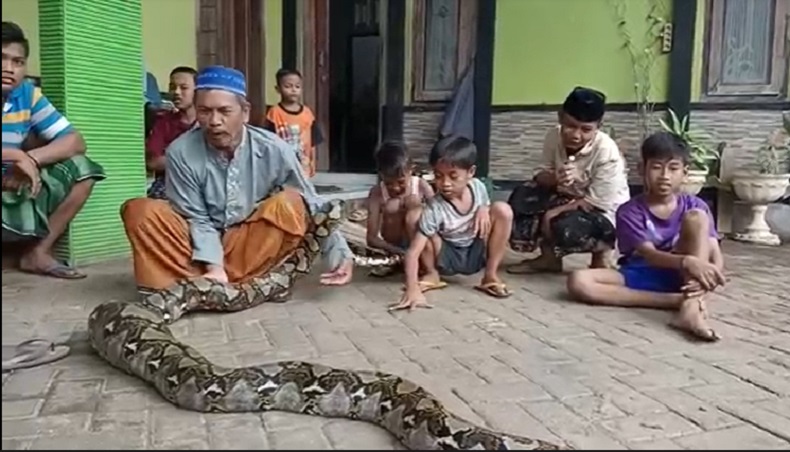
[121,65,354,292]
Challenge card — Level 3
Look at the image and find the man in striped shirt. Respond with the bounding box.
[2,21,105,279]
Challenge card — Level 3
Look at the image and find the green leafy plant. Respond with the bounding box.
[610,0,667,139]
[756,127,790,175]
[658,109,721,173]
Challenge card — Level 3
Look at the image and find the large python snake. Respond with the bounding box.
[88,196,566,450]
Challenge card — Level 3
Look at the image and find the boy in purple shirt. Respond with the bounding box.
[566,131,725,341]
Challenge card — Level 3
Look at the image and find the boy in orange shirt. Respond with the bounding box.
[263,68,323,177]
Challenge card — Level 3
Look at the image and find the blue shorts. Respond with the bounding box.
[619,258,683,293]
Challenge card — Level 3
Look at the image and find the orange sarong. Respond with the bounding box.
[120,190,308,290]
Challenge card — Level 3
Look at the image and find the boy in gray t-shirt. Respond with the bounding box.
[391,136,514,311]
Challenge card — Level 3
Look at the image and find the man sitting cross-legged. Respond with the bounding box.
[121,66,354,294]
[566,131,725,341]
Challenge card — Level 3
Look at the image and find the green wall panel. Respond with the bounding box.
[38,0,146,265]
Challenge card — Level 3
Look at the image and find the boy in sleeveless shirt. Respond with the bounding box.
[365,142,434,269]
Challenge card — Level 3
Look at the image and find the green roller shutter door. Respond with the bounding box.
[38,0,146,265]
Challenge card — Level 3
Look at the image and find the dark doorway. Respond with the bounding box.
[197,0,266,124]
[328,0,382,173]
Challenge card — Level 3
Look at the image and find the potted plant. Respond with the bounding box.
[658,109,722,195]
[729,121,790,246]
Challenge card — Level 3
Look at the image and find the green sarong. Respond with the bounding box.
[2,154,106,239]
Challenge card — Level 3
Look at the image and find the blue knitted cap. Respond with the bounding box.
[195,65,247,97]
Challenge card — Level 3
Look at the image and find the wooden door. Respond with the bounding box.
[301,0,331,171]
[197,0,266,125]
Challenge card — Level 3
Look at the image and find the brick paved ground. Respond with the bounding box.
[2,241,789,450]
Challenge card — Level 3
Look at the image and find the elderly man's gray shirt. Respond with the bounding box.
[164,125,352,269]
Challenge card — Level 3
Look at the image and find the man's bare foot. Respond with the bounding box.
[670,298,720,342]
[506,254,563,274]
[19,249,86,280]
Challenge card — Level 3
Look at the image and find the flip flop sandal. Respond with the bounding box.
[21,262,86,280]
[401,280,448,293]
[474,282,513,299]
[348,209,369,223]
[2,339,70,372]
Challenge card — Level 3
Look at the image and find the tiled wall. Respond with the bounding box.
[402,108,788,184]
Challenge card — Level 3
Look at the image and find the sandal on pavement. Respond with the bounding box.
[2,339,70,372]
[401,280,448,293]
[20,262,86,280]
[474,282,513,299]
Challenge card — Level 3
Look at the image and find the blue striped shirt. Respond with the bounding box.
[3,80,73,151]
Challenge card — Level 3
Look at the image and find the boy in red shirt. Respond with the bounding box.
[145,66,198,199]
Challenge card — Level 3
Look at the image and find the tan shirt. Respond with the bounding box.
[537,126,630,225]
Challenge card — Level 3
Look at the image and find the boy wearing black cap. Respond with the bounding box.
[507,86,630,274]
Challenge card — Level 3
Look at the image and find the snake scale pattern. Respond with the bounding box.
[88,196,566,450]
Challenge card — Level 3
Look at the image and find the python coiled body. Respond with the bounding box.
[88,197,566,450]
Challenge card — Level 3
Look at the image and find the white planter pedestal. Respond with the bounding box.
[730,174,790,246]
[680,170,708,196]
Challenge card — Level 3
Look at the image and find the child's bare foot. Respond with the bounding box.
[670,297,720,342]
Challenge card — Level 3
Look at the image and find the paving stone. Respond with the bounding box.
[712,361,790,397]
[2,242,789,450]
[39,380,102,415]
[150,408,208,445]
[345,333,409,364]
[520,400,627,450]
[29,431,146,450]
[453,353,529,384]
[673,424,790,450]
[262,411,328,432]
[267,426,331,450]
[90,410,147,433]
[2,368,57,400]
[717,401,790,442]
[150,439,210,450]
[206,414,269,449]
[754,398,790,419]
[302,323,359,355]
[322,419,403,450]
[643,388,741,431]
[1,399,43,419]
[224,319,266,341]
[2,413,91,439]
[2,438,32,450]
[598,411,703,442]
[685,381,777,405]
[581,378,668,416]
[469,401,564,446]
[454,380,552,404]
[562,395,629,421]
[628,438,684,450]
